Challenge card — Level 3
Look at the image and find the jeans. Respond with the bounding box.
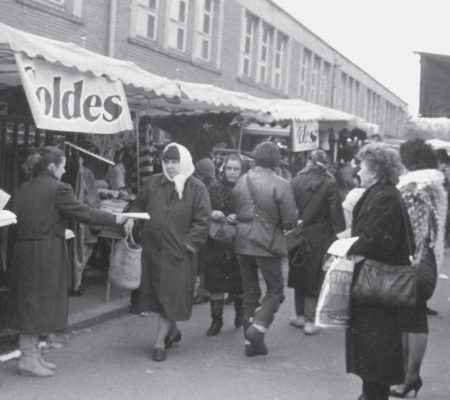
[237,255,284,329]
[294,289,318,323]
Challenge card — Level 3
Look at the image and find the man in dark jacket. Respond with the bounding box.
[231,141,298,357]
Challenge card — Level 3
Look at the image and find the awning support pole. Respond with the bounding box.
[135,110,141,193]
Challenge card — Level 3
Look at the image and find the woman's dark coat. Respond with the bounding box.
[288,169,345,296]
[11,174,116,335]
[346,181,414,385]
[204,178,242,294]
[130,174,211,321]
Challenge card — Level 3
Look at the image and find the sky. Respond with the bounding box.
[273,0,450,116]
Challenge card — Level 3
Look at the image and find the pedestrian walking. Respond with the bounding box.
[288,149,345,335]
[231,141,297,356]
[11,146,130,377]
[128,143,211,362]
[390,139,447,398]
[346,142,414,400]
[204,153,244,336]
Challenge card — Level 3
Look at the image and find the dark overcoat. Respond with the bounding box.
[346,181,414,385]
[130,174,211,321]
[11,174,116,335]
[204,178,242,294]
[288,170,345,296]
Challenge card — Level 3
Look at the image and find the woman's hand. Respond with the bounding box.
[211,210,225,221]
[226,214,237,224]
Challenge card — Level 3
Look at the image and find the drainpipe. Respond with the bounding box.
[108,0,117,57]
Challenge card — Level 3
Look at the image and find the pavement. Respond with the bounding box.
[0,256,449,400]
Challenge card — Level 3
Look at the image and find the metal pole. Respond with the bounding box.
[237,126,244,155]
[135,110,141,193]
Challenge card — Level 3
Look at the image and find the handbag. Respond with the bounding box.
[351,193,417,307]
[109,232,142,290]
[208,219,236,245]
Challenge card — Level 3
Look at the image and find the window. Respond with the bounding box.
[340,73,347,111]
[257,24,273,84]
[168,0,189,52]
[22,0,82,18]
[320,61,331,106]
[195,0,214,61]
[241,13,257,77]
[354,81,360,114]
[310,55,321,103]
[272,32,287,90]
[299,48,311,99]
[348,77,354,113]
[136,0,159,41]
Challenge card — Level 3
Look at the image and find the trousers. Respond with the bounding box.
[237,255,284,329]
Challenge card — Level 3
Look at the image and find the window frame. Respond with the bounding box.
[310,55,321,103]
[135,0,159,42]
[167,0,190,53]
[195,0,214,62]
[299,48,311,99]
[240,12,257,78]
[272,31,286,91]
[257,23,273,84]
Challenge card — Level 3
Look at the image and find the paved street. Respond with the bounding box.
[1,258,449,400]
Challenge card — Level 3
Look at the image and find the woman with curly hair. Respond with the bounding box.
[346,142,415,400]
[390,139,447,398]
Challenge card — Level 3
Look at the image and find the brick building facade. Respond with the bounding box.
[1,0,408,136]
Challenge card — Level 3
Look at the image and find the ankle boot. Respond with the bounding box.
[206,300,224,336]
[234,297,245,329]
[19,335,54,377]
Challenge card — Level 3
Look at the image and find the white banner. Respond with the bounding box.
[291,119,319,152]
[15,52,133,134]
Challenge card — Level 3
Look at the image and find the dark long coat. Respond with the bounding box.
[288,169,345,296]
[346,181,414,385]
[130,174,211,321]
[11,174,116,335]
[204,178,242,294]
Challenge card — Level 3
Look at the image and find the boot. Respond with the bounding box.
[19,335,54,377]
[206,300,224,336]
[234,297,245,329]
[38,352,57,371]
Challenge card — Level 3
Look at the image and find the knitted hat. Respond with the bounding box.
[195,158,216,182]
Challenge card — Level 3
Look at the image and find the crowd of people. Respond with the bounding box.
[8,138,448,400]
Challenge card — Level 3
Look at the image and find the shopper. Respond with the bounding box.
[232,141,297,356]
[204,154,244,336]
[11,146,130,377]
[288,149,345,335]
[390,139,447,398]
[129,143,211,362]
[346,142,414,400]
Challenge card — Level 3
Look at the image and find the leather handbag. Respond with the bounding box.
[109,232,142,290]
[351,193,417,307]
[208,219,236,245]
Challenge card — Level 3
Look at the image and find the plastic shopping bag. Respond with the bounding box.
[315,256,354,328]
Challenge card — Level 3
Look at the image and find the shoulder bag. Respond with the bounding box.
[351,193,417,307]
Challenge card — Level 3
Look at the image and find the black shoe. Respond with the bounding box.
[390,377,422,398]
[152,347,166,362]
[245,325,268,356]
[164,330,181,349]
[68,287,84,297]
[426,306,438,316]
[193,295,209,304]
[206,319,223,336]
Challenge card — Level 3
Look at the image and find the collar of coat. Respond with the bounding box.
[398,169,444,189]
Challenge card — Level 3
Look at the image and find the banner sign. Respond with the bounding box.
[15,52,133,134]
[291,119,319,152]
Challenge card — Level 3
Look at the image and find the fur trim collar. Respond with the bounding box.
[398,169,444,189]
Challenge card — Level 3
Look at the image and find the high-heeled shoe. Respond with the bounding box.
[390,377,422,398]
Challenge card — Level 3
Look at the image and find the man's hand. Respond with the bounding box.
[211,210,225,221]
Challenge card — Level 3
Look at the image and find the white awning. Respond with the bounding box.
[0,22,181,99]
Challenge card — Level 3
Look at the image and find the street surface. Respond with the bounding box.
[1,257,450,400]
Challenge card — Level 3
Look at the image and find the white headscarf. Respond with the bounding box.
[162,142,194,199]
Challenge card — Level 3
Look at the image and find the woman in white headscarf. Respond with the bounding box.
[129,143,211,361]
